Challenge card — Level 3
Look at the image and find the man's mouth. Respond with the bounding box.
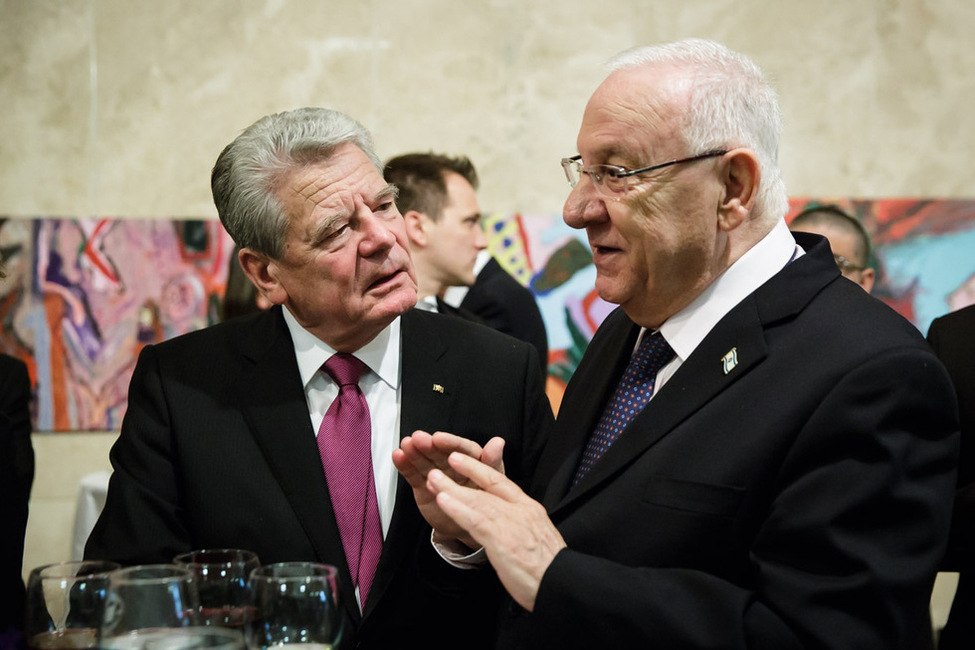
[367,269,401,291]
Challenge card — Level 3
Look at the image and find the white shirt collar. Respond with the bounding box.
[415,296,440,313]
[281,306,401,391]
[659,219,800,362]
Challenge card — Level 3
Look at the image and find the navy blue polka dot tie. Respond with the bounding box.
[573,332,676,484]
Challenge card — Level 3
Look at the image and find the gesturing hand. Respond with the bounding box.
[428,451,566,612]
[393,430,505,548]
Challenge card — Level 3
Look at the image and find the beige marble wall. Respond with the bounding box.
[3,0,972,616]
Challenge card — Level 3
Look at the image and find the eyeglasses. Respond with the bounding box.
[560,149,728,198]
[834,255,866,274]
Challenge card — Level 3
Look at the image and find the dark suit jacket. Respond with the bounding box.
[460,258,549,372]
[0,354,33,634]
[85,307,552,650]
[927,304,975,650]
[495,233,959,649]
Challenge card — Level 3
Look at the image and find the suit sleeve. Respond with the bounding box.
[530,347,959,649]
[928,315,975,572]
[85,344,191,564]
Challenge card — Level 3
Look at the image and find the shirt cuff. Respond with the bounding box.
[430,530,487,569]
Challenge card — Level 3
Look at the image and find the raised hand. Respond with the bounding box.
[393,430,505,548]
[427,451,566,612]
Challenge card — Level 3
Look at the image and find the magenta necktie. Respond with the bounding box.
[317,353,383,607]
[573,332,676,484]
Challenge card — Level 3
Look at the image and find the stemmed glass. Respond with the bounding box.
[173,549,260,629]
[245,562,344,649]
[97,564,244,648]
[24,560,120,649]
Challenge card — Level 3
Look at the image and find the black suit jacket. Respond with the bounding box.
[927,304,975,650]
[0,354,33,634]
[85,307,552,650]
[495,233,959,649]
[460,258,548,372]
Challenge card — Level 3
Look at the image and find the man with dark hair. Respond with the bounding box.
[790,203,876,292]
[396,39,958,649]
[86,107,553,650]
[385,153,549,371]
[383,153,487,314]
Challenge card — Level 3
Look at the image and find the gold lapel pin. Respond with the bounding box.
[721,348,738,375]
[432,383,445,394]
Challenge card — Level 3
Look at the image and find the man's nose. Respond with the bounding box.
[563,180,609,230]
[358,207,396,255]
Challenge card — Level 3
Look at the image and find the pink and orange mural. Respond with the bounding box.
[0,218,234,431]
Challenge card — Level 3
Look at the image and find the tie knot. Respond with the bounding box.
[633,332,675,375]
[323,353,366,387]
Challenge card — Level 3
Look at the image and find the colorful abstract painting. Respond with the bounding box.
[1,201,972,430]
[0,218,234,431]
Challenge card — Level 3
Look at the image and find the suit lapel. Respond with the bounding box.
[232,308,360,622]
[546,233,838,518]
[537,310,636,505]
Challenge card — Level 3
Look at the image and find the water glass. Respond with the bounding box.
[24,560,120,649]
[245,563,343,649]
[173,549,260,628]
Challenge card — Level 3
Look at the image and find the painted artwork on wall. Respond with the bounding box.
[0,217,234,431]
[1,200,972,431]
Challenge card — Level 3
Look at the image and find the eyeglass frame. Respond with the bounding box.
[833,254,866,274]
[560,149,729,197]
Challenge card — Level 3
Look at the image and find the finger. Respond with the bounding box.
[481,437,506,474]
[447,451,524,501]
[430,431,486,458]
[391,448,424,486]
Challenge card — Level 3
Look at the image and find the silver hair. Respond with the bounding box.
[211,107,381,257]
[608,39,789,221]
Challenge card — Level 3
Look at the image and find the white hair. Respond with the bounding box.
[609,39,789,221]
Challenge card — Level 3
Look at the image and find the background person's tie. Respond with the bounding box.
[317,353,383,608]
[573,332,676,485]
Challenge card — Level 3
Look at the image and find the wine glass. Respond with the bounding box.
[97,564,203,647]
[173,549,260,628]
[245,563,344,649]
[24,560,120,649]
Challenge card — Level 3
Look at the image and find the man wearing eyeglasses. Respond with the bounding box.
[789,204,876,292]
[396,38,958,649]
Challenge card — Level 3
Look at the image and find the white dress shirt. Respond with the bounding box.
[281,307,402,538]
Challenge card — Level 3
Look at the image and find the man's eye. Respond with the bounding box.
[375,202,394,212]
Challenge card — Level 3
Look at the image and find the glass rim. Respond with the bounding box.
[108,563,194,584]
[31,559,121,579]
[173,548,260,566]
[249,561,339,581]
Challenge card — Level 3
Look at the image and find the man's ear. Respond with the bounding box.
[239,247,285,305]
[717,148,760,232]
[404,210,430,248]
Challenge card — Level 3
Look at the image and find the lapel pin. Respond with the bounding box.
[432,383,445,394]
[721,348,738,375]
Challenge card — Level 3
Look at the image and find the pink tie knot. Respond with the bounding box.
[323,353,366,387]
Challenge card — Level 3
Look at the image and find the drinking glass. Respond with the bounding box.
[98,564,202,645]
[245,563,344,649]
[173,549,260,628]
[24,560,120,649]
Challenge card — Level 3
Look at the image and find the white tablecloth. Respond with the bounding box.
[70,470,111,560]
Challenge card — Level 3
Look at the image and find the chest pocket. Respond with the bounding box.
[642,476,745,519]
